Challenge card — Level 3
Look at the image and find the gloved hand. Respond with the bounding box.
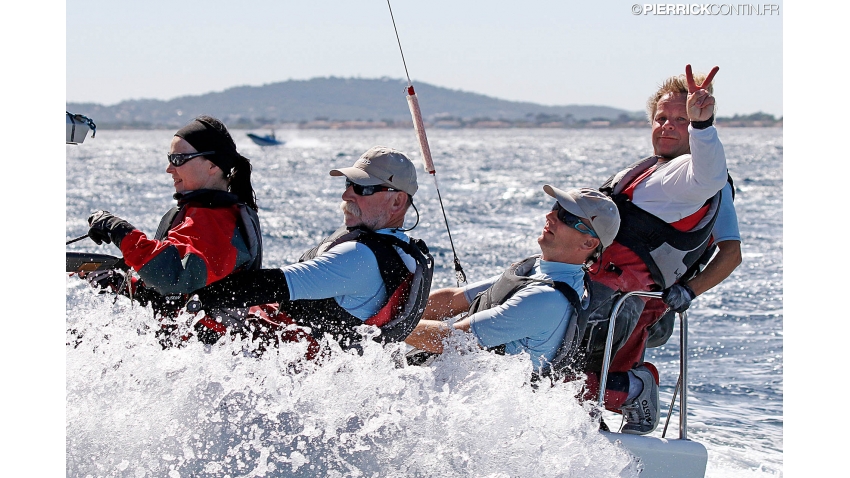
[661,283,697,313]
[88,210,136,247]
[86,269,127,294]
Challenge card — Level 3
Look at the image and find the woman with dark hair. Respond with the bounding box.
[85,115,263,345]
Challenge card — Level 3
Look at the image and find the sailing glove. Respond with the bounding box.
[88,210,136,247]
[661,283,697,313]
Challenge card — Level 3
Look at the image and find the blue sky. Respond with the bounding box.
[66,1,783,117]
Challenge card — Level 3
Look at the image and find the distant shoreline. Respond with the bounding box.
[88,118,782,131]
[66,77,781,132]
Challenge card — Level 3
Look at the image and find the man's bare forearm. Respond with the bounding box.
[405,320,452,353]
[688,240,742,296]
[421,287,470,321]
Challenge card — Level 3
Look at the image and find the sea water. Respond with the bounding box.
[66,127,782,477]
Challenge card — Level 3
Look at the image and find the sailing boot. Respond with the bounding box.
[620,362,660,435]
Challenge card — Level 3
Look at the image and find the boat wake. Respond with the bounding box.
[66,280,640,477]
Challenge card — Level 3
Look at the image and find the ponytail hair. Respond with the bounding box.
[229,153,258,211]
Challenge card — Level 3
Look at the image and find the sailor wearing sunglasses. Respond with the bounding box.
[83,116,262,345]
[405,186,619,376]
[188,146,433,352]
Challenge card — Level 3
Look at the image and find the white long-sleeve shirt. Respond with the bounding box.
[630,125,728,222]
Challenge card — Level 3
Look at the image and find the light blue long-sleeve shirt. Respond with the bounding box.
[712,182,740,243]
[281,229,415,320]
[461,257,585,371]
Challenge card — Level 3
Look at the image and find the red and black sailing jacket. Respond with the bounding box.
[120,189,262,319]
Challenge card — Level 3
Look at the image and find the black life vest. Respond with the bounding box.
[279,226,434,350]
[600,156,723,290]
[466,256,592,377]
[147,189,263,322]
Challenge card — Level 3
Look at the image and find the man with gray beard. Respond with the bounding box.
[188,146,434,352]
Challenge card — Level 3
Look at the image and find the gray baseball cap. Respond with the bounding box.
[330,146,418,196]
[543,185,620,249]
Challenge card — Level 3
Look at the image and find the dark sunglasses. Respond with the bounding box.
[552,202,599,238]
[167,151,215,167]
[345,179,399,196]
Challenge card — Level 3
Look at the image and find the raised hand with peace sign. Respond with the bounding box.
[685,64,719,123]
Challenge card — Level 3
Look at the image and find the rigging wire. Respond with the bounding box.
[386,0,467,285]
[387,1,412,86]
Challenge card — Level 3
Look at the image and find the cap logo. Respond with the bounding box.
[388,175,394,181]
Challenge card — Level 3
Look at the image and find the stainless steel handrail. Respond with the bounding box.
[679,309,688,439]
[596,291,690,440]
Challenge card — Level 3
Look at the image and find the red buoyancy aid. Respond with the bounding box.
[599,156,722,290]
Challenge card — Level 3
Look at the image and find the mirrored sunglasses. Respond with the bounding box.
[552,202,598,238]
[167,151,215,167]
[345,179,400,196]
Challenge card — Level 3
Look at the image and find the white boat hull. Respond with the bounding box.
[602,431,707,477]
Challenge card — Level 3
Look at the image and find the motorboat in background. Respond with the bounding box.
[247,130,284,146]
